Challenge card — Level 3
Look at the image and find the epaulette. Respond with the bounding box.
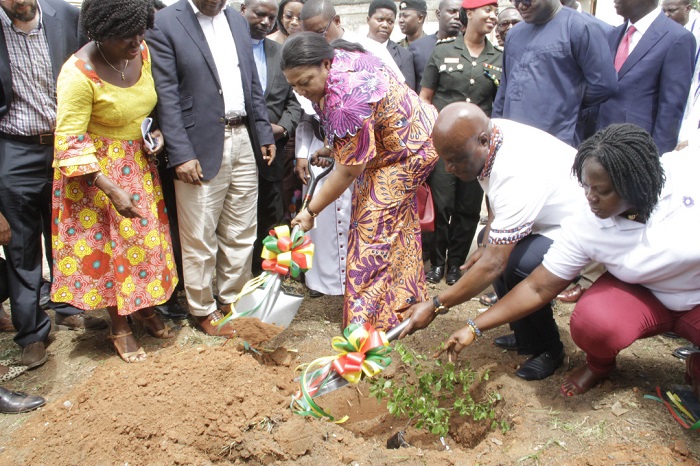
[436,36,456,44]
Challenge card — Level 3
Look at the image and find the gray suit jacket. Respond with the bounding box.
[147,0,274,181]
[0,0,81,119]
[387,40,415,91]
[261,38,301,181]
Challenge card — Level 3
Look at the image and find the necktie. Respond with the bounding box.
[614,25,636,72]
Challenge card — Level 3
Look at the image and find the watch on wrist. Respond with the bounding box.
[432,295,448,315]
[307,205,318,218]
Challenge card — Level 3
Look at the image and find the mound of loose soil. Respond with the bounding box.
[1,289,698,465]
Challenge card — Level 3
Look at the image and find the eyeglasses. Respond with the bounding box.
[512,0,532,7]
[318,16,334,36]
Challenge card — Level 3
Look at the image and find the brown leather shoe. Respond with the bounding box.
[195,310,235,336]
[55,312,109,331]
[20,341,48,369]
[0,313,14,332]
[557,284,585,303]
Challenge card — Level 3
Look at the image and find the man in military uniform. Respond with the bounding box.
[397,0,427,48]
[418,0,502,287]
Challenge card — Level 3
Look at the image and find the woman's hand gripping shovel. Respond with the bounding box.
[213,156,334,330]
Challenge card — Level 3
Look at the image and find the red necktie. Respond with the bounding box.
[614,25,636,72]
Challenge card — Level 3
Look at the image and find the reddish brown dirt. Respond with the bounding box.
[0,282,698,465]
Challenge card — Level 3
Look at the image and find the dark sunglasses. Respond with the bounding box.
[513,0,532,7]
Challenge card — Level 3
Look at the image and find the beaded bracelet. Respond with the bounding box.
[466,318,482,338]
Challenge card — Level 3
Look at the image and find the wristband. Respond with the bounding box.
[307,206,318,218]
[432,295,448,315]
[466,318,482,338]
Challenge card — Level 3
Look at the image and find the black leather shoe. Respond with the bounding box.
[673,345,700,360]
[515,348,565,381]
[426,266,444,284]
[154,299,188,320]
[445,266,461,286]
[494,333,518,351]
[0,387,46,414]
[308,289,324,298]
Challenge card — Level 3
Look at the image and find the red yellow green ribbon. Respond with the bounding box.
[261,225,314,278]
[214,225,314,329]
[291,323,392,423]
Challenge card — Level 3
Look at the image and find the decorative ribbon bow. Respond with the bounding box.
[261,225,314,278]
[213,225,314,328]
[291,323,392,423]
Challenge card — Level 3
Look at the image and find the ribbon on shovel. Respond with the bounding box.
[291,323,392,423]
[213,225,314,328]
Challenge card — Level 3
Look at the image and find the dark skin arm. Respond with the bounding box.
[399,239,516,338]
[0,212,10,245]
[438,265,571,362]
[292,158,363,232]
[92,172,143,219]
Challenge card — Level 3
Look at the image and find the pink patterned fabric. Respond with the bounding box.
[316,50,439,330]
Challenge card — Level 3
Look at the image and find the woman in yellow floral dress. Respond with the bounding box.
[52,0,177,362]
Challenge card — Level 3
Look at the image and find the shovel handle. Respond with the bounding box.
[300,156,334,213]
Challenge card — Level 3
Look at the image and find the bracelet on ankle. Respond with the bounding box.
[466,318,482,338]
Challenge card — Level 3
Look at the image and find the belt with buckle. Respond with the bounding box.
[0,131,54,145]
[222,115,247,127]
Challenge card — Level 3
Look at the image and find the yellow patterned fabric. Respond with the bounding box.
[51,44,178,315]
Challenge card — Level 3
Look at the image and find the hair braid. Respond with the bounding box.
[573,124,665,218]
[80,0,155,43]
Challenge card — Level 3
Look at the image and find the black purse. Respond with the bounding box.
[0,257,8,303]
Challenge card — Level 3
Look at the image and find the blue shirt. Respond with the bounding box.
[492,7,617,145]
[252,38,267,93]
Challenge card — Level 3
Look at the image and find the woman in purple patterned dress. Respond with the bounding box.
[283,32,439,330]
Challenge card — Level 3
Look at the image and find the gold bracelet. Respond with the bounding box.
[92,172,103,185]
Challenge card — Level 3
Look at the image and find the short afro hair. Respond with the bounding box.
[80,0,155,43]
[573,124,665,219]
[368,0,397,17]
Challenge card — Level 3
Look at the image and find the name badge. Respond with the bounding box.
[444,57,460,64]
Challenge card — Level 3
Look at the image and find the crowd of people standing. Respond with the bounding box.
[0,0,698,417]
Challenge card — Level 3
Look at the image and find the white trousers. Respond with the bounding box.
[174,126,258,316]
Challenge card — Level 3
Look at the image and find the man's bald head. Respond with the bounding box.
[433,103,492,181]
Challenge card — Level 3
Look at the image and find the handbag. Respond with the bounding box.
[416,183,435,232]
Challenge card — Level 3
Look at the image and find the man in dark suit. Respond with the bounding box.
[241,0,302,274]
[365,0,416,90]
[597,0,695,155]
[409,0,462,91]
[148,0,276,336]
[0,0,107,370]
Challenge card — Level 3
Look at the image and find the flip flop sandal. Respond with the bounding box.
[0,360,28,383]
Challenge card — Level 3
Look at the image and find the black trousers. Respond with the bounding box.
[0,139,53,346]
[489,232,563,356]
[157,154,184,297]
[253,177,284,275]
[428,158,483,268]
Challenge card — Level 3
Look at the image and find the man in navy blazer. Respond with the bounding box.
[148,0,276,336]
[597,0,695,155]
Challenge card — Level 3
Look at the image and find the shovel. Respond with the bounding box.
[301,319,410,398]
[225,156,335,329]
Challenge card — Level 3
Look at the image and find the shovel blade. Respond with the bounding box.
[235,283,303,329]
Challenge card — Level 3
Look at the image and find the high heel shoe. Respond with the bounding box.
[108,331,147,363]
[133,309,174,339]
